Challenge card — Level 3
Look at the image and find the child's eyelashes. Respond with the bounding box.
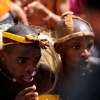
[18,59,27,64]
[72,45,80,49]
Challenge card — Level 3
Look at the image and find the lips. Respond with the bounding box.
[23,75,34,82]
[23,72,36,83]
[80,62,89,70]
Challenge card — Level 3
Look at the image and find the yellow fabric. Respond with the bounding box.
[30,94,60,100]
[2,31,37,44]
[0,0,11,16]
[2,31,49,49]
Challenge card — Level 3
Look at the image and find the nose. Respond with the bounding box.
[25,63,36,71]
[80,49,91,58]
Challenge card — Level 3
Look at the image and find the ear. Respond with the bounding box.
[0,50,7,62]
[54,43,62,54]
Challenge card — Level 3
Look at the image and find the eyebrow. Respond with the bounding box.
[35,56,41,59]
[70,42,81,44]
[18,57,29,59]
[18,56,41,59]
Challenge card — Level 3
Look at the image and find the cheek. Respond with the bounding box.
[66,56,79,66]
[63,51,79,64]
[7,62,17,72]
[6,59,22,77]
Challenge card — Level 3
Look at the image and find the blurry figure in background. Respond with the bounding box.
[54,11,100,100]
[0,0,28,30]
[69,0,86,20]
[82,0,100,58]
[0,24,60,100]
[12,0,70,36]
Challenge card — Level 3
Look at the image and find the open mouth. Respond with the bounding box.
[80,62,89,70]
[23,75,34,82]
[23,72,36,83]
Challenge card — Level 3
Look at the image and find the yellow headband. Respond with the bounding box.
[2,31,49,49]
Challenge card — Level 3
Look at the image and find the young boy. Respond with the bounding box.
[54,11,100,100]
[0,24,59,100]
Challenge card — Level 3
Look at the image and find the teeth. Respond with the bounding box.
[25,76,31,79]
[24,72,36,79]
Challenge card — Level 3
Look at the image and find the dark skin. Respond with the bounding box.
[0,44,54,100]
[55,36,94,79]
[2,44,41,85]
[53,17,98,100]
[54,18,94,78]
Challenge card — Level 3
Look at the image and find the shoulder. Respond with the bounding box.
[10,2,24,16]
[10,2,22,10]
[10,2,21,12]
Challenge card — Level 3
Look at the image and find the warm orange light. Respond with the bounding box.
[0,0,11,16]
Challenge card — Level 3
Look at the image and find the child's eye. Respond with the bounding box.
[34,59,40,63]
[18,60,26,64]
[72,45,80,49]
[87,43,93,49]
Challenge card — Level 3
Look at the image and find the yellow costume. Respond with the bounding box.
[30,94,60,100]
[0,0,11,16]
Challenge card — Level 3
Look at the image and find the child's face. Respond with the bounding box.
[60,36,94,72]
[2,44,41,84]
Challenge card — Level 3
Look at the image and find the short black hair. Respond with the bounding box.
[5,24,38,36]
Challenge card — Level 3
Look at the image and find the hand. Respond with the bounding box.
[14,85,38,100]
[24,1,44,14]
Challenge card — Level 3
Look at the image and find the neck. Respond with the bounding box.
[0,59,17,82]
[1,59,8,73]
[62,61,85,82]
